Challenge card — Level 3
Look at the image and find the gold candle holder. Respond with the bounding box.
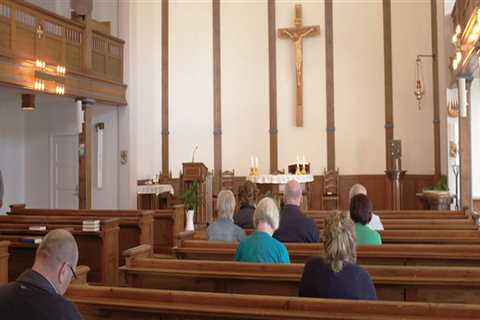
[300,163,307,175]
[295,163,301,175]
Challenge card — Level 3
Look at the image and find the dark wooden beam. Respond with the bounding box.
[430,0,441,179]
[383,0,394,171]
[325,0,335,170]
[268,0,278,174]
[213,0,222,193]
[161,0,169,176]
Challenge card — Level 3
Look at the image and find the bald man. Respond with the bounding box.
[273,180,320,243]
[0,229,82,319]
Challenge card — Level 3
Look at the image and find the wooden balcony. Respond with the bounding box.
[0,0,126,105]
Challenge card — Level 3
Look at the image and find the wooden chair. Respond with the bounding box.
[322,168,339,209]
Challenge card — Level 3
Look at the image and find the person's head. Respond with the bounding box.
[238,181,258,207]
[32,229,79,295]
[253,197,280,234]
[323,211,356,272]
[349,184,367,200]
[350,194,373,225]
[284,180,302,206]
[216,189,236,220]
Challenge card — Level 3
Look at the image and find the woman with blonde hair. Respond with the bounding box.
[299,211,376,300]
[235,197,290,264]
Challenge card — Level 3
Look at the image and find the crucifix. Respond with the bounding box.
[278,4,320,127]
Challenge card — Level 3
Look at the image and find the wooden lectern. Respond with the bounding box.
[182,163,211,225]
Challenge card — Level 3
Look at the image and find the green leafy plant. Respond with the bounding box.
[180,182,201,210]
[423,175,449,192]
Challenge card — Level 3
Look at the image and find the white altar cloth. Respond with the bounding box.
[137,184,174,195]
[247,174,314,184]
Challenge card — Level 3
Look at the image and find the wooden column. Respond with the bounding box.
[459,79,473,211]
[79,102,92,209]
[383,0,394,171]
[383,0,395,210]
[268,0,278,174]
[212,0,222,193]
[161,0,169,176]
[325,0,335,170]
[430,0,441,179]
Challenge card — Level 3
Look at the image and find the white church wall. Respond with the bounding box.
[170,0,214,177]
[471,79,480,198]
[334,0,385,175]
[133,1,163,180]
[0,89,25,214]
[91,105,119,209]
[221,0,269,176]
[24,95,77,208]
[392,0,435,175]
[92,0,119,37]
[277,0,326,175]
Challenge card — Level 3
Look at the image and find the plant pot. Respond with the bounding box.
[185,209,195,231]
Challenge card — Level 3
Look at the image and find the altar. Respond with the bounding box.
[247,174,314,210]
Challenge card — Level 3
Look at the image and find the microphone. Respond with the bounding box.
[192,145,199,163]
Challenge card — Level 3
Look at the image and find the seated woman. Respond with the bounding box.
[233,181,258,229]
[350,194,382,245]
[235,197,290,264]
[299,211,377,300]
[207,190,246,242]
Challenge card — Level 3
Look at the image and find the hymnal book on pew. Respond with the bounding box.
[28,226,47,231]
[20,237,42,244]
[82,220,100,232]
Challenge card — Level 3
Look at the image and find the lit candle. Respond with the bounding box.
[302,155,306,166]
[251,156,254,168]
[255,157,259,169]
[296,155,300,166]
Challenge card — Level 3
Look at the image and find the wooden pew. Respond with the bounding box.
[8,207,154,265]
[173,240,480,266]
[66,285,480,320]
[10,204,184,254]
[183,227,480,244]
[0,241,9,285]
[0,217,119,285]
[121,248,480,304]
[307,209,469,220]
[313,218,478,230]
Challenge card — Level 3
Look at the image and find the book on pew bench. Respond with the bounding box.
[20,237,43,244]
[28,226,47,231]
[82,220,100,232]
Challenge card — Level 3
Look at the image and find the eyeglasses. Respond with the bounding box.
[66,263,77,279]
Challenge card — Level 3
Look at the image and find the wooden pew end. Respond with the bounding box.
[122,245,153,266]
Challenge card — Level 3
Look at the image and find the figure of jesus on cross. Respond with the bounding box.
[278,4,320,127]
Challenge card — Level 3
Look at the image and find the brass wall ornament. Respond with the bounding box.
[449,141,458,158]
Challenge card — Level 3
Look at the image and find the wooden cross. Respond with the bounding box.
[278,4,320,127]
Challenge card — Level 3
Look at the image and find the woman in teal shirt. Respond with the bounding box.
[235,197,290,264]
[350,194,382,245]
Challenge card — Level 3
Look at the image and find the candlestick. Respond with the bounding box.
[250,156,254,168]
[255,157,259,169]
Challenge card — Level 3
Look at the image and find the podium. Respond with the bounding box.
[182,162,212,225]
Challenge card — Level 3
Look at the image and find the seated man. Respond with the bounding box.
[349,184,384,231]
[273,180,320,243]
[0,229,82,319]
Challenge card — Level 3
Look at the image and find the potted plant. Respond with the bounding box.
[420,176,452,210]
[180,182,200,231]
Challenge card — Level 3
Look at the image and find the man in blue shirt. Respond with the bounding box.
[273,180,320,243]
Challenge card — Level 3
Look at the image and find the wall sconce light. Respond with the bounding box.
[413,54,434,109]
[21,93,36,111]
[451,25,462,70]
[34,79,45,91]
[55,84,65,95]
[56,65,66,76]
[35,59,46,70]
